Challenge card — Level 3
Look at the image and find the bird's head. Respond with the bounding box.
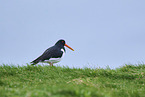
[55,39,74,51]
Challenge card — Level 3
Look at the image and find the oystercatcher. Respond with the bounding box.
[31,39,74,66]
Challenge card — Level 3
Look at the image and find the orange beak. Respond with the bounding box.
[65,44,74,51]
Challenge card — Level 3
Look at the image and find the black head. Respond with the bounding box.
[55,39,74,51]
[55,39,66,47]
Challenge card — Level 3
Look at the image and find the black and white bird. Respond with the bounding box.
[31,39,74,66]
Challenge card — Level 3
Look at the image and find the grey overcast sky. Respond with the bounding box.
[0,0,145,69]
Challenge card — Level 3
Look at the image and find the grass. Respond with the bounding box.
[0,64,145,97]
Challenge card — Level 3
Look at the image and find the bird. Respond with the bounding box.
[31,39,74,66]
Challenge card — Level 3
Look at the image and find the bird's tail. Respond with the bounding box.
[30,61,37,65]
[31,57,41,65]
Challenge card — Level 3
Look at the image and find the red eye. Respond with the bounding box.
[62,41,64,43]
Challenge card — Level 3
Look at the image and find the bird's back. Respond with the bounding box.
[31,45,64,65]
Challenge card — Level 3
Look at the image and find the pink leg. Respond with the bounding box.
[49,62,53,66]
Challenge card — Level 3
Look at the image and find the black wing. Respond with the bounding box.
[31,46,63,65]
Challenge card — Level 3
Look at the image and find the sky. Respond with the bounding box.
[0,0,145,69]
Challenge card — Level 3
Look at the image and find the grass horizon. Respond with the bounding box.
[0,64,145,97]
[0,62,132,70]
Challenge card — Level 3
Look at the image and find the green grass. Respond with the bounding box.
[0,64,145,97]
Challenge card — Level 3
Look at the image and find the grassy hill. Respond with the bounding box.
[0,64,145,97]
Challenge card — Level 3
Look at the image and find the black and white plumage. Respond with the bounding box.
[31,39,74,66]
